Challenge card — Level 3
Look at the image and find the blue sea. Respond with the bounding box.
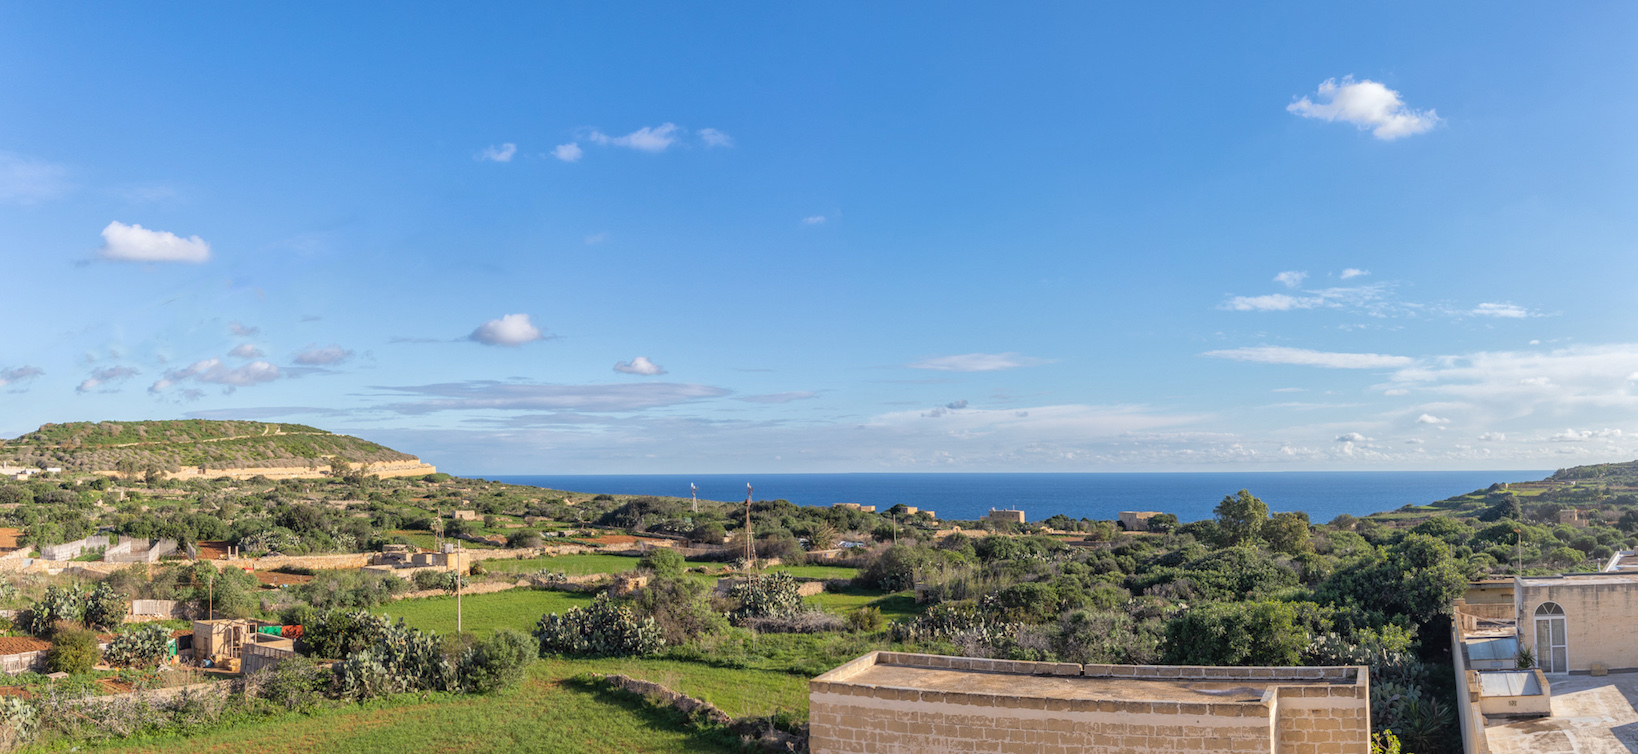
[478,471,1550,524]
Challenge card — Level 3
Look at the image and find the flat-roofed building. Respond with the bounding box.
[810,651,1370,754]
[986,508,1025,524]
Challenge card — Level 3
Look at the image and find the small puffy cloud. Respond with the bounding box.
[477,143,517,162]
[469,314,546,347]
[613,356,666,376]
[0,365,44,389]
[584,232,609,245]
[0,152,69,205]
[1273,271,1307,288]
[1551,428,1623,442]
[229,321,259,337]
[1222,293,1325,311]
[77,365,139,393]
[802,216,826,225]
[1336,432,1369,442]
[946,399,969,410]
[1471,302,1530,319]
[699,128,734,147]
[908,353,1053,372]
[1287,76,1441,140]
[99,221,211,263]
[151,358,280,393]
[1340,268,1369,279]
[587,123,680,153]
[1203,346,1413,369]
[1479,432,1506,442]
[552,143,583,162]
[737,391,817,404]
[294,345,354,366]
[229,344,264,359]
[1416,413,1449,425]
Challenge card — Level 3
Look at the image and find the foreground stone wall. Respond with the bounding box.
[810,653,1369,754]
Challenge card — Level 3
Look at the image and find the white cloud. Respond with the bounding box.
[0,366,44,388]
[0,152,69,204]
[699,128,734,147]
[1287,76,1441,140]
[1273,271,1308,288]
[1471,302,1531,319]
[802,216,826,225]
[151,358,280,393]
[1222,293,1324,311]
[1479,432,1506,442]
[294,345,354,365]
[1551,428,1624,442]
[470,314,546,347]
[477,143,517,162]
[614,356,666,376]
[736,392,818,404]
[1220,283,1389,313]
[380,380,729,413]
[77,365,139,393]
[1336,432,1369,443]
[587,123,680,153]
[1340,268,1368,279]
[229,321,259,337]
[908,353,1053,372]
[1203,346,1414,369]
[98,221,211,263]
[584,232,609,245]
[552,143,583,162]
[1416,414,1449,425]
[229,344,264,359]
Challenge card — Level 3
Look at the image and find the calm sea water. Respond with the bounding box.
[479,471,1550,524]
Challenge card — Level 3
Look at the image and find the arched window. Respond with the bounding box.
[1534,602,1567,672]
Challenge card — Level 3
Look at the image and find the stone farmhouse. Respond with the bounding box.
[810,651,1370,754]
[1452,556,1638,752]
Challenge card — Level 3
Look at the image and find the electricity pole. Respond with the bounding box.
[744,483,755,566]
[456,541,463,634]
[691,483,698,514]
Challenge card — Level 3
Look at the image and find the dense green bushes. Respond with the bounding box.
[45,627,100,674]
[104,624,171,668]
[534,594,664,657]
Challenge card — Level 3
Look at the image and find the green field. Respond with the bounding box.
[478,553,640,576]
[373,589,594,638]
[806,586,921,621]
[769,564,858,580]
[77,662,746,754]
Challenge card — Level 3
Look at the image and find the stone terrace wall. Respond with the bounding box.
[810,653,1370,754]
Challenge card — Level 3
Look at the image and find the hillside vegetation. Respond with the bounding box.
[0,420,417,473]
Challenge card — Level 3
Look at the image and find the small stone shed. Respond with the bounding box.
[810,651,1370,754]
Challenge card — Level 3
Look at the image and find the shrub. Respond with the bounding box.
[303,609,392,659]
[627,576,725,645]
[104,624,171,668]
[83,582,127,630]
[47,626,101,674]
[534,594,664,657]
[333,620,456,700]
[468,562,486,576]
[458,628,538,693]
[19,585,87,636]
[299,570,408,609]
[1161,600,1311,666]
[728,572,803,621]
[412,569,468,592]
[847,606,885,633]
[506,530,544,549]
[254,655,329,711]
[638,547,685,578]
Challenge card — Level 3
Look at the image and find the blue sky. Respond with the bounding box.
[4,3,1638,474]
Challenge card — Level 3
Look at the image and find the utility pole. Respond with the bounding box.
[691,483,698,514]
[744,483,755,566]
[455,541,463,634]
[208,569,214,620]
[1515,528,1523,574]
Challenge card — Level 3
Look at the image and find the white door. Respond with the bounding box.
[1534,602,1568,673]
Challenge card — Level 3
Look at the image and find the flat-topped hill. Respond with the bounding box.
[0,419,426,477]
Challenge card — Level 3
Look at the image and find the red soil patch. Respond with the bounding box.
[254,570,314,587]
[0,637,51,655]
[0,687,33,699]
[196,541,231,560]
[96,677,135,694]
[582,535,672,547]
[0,528,20,550]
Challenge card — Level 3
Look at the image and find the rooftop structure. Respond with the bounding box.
[810,651,1370,754]
[1452,571,1638,752]
[986,508,1025,524]
[1118,511,1165,531]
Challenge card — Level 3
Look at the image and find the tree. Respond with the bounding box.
[1264,511,1312,555]
[1161,601,1311,666]
[638,547,685,578]
[1214,490,1268,546]
[1145,513,1178,534]
[47,626,101,674]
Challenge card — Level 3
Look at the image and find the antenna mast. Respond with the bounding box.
[691,483,698,514]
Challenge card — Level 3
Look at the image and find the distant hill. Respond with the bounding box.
[1548,460,1638,486]
[0,420,426,477]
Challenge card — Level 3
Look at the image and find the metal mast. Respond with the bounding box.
[744,483,755,564]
